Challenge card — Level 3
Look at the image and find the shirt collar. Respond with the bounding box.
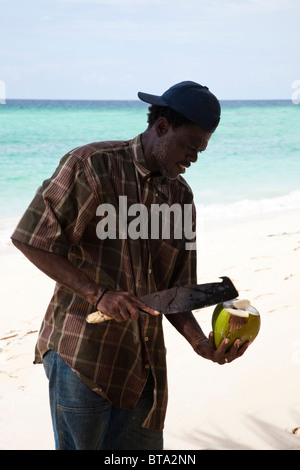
[130,134,152,181]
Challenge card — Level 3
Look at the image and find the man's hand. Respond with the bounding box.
[165,311,249,364]
[96,290,160,322]
[194,331,249,365]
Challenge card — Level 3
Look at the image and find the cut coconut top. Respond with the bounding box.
[233,299,250,310]
[223,299,260,318]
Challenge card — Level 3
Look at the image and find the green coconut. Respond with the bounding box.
[212,299,261,350]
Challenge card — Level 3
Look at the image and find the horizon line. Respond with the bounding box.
[3,97,293,102]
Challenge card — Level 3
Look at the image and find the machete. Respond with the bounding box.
[86,276,239,323]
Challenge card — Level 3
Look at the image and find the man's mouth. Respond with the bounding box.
[177,162,190,173]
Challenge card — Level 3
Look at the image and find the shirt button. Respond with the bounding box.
[144,336,149,342]
[148,269,152,274]
[155,193,158,197]
[145,364,150,369]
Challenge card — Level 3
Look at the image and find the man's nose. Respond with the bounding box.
[189,152,198,163]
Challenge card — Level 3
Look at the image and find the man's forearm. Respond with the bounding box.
[165,311,207,350]
[11,239,102,306]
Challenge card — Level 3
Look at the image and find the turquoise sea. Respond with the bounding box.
[1,99,299,237]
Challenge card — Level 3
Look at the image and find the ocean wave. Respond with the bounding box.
[196,191,300,220]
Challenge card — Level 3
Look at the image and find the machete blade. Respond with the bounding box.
[139,276,238,314]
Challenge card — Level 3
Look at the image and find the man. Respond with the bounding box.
[11,81,248,450]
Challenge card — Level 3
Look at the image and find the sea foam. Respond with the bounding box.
[196,191,300,221]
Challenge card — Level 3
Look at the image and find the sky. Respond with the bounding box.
[0,0,299,100]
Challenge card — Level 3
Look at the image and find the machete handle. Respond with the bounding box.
[86,310,113,323]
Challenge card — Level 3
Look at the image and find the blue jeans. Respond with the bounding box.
[43,349,163,450]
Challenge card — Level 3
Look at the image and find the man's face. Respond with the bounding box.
[151,122,212,180]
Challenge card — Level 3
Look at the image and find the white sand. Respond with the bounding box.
[1,210,300,450]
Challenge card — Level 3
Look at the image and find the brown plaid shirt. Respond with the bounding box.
[11,135,197,430]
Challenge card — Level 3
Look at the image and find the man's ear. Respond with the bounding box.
[154,117,171,137]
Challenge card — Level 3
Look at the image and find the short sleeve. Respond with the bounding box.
[11,151,98,256]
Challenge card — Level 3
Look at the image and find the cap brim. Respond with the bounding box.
[137,91,167,106]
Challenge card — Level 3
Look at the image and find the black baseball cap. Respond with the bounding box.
[138,80,221,133]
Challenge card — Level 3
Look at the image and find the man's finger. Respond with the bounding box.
[112,292,160,316]
[208,331,215,350]
[216,337,230,354]
[118,303,131,321]
[235,340,249,357]
[134,299,160,316]
[225,340,250,363]
[125,303,140,321]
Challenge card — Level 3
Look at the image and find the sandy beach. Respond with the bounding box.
[1,209,300,450]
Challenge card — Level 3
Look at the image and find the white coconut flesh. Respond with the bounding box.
[223,299,260,318]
